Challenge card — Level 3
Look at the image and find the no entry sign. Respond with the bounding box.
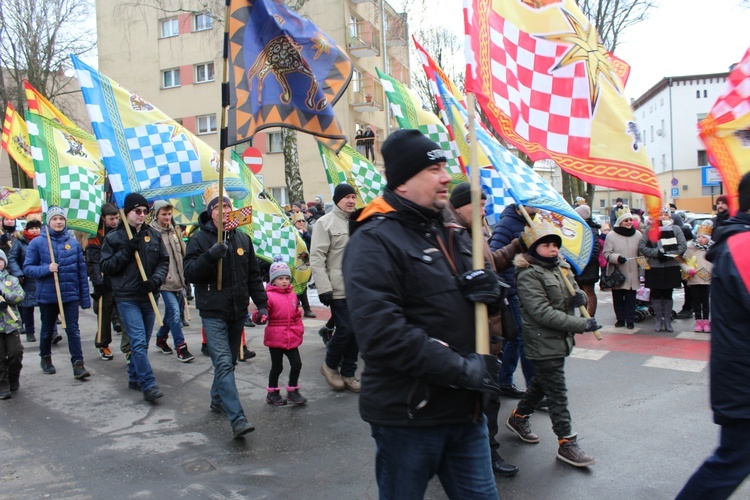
[242,147,263,174]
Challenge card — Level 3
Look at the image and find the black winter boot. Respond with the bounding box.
[40,355,56,374]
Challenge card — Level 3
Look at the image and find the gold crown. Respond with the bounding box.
[521,218,563,250]
[696,221,713,237]
[203,183,230,207]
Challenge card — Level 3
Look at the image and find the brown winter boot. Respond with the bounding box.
[506,409,539,443]
[557,434,595,467]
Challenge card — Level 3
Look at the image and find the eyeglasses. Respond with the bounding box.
[621,218,633,222]
[132,208,148,215]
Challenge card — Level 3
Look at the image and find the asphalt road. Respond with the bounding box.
[1,288,748,499]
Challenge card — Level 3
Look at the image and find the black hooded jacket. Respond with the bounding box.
[183,212,267,321]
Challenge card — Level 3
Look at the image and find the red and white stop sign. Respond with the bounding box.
[242,147,263,174]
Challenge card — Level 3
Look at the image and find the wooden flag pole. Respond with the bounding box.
[45,228,67,329]
[119,209,163,325]
[467,93,490,355]
[0,296,18,322]
[516,205,602,341]
[216,0,233,292]
[96,296,103,345]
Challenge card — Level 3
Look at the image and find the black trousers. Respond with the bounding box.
[612,289,637,323]
[0,331,23,391]
[268,347,302,388]
[690,285,710,319]
[517,357,573,438]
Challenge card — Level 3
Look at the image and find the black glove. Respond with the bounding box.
[318,291,333,307]
[457,353,502,396]
[207,242,228,261]
[139,278,159,294]
[459,269,501,304]
[568,290,587,308]
[657,251,669,262]
[127,235,141,254]
[93,284,105,299]
[255,307,268,325]
[617,256,627,264]
[0,301,7,311]
[584,317,602,332]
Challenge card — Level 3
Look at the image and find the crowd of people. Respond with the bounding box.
[1,128,748,498]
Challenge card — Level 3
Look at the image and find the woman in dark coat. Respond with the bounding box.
[8,218,42,342]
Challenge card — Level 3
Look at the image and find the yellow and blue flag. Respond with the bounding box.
[71,55,247,208]
[1,103,35,178]
[226,0,352,153]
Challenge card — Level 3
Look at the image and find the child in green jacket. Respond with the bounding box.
[0,249,26,399]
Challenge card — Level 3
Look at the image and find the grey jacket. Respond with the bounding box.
[310,205,350,299]
[602,229,642,291]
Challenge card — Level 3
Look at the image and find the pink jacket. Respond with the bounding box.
[255,283,304,350]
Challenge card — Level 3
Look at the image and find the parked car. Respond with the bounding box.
[681,212,714,233]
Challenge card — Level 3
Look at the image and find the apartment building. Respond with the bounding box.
[593,71,730,215]
[95,0,410,206]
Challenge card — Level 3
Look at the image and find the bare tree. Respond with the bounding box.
[411,26,464,117]
[0,0,96,187]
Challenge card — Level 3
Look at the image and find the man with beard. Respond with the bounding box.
[712,195,730,229]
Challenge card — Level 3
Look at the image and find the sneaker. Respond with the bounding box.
[26,333,36,342]
[128,381,141,391]
[143,387,163,402]
[238,346,256,362]
[506,410,540,443]
[73,360,90,380]
[176,344,195,363]
[318,327,333,345]
[266,388,287,406]
[321,364,345,391]
[40,355,56,375]
[342,376,361,393]
[286,389,307,405]
[0,391,10,400]
[155,338,173,355]
[499,384,525,398]
[99,346,114,360]
[209,400,225,414]
[557,434,595,467]
[201,343,209,357]
[244,317,256,328]
[125,352,132,364]
[694,320,702,332]
[703,320,711,333]
[303,309,317,318]
[52,334,63,344]
[232,418,255,438]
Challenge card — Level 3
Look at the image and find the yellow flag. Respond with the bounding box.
[1,103,35,178]
[0,187,42,219]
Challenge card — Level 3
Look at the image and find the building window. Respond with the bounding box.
[697,150,708,167]
[194,13,213,32]
[162,68,180,89]
[696,90,700,98]
[160,18,178,38]
[196,114,217,134]
[643,129,646,143]
[703,90,708,98]
[195,63,215,83]
[600,199,605,208]
[267,131,283,153]
[697,112,708,123]
[650,125,653,142]
[271,187,288,206]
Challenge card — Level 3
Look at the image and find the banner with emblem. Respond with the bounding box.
[0,187,42,219]
[26,113,105,234]
[1,103,35,178]
[226,0,352,153]
[71,55,248,208]
[699,47,750,214]
[463,0,662,224]
[317,143,385,207]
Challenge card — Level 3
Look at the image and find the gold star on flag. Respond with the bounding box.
[311,32,331,60]
[539,9,621,112]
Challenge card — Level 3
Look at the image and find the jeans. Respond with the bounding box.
[202,316,247,426]
[370,416,498,500]
[612,289,637,323]
[326,299,358,378]
[676,421,750,500]
[117,301,157,392]
[499,295,535,387]
[39,301,83,364]
[517,357,572,438]
[156,291,186,346]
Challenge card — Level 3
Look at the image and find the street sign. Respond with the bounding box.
[701,166,722,187]
[671,177,678,187]
[671,187,680,198]
[242,147,263,174]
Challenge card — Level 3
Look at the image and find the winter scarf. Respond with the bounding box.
[692,239,713,251]
[658,224,679,254]
[613,226,636,237]
[23,229,40,241]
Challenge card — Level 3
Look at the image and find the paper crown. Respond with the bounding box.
[696,221,713,238]
[521,218,563,250]
[202,183,229,206]
[660,205,671,214]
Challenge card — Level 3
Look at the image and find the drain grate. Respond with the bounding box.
[181,458,216,475]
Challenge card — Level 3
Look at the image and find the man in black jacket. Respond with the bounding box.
[676,172,750,499]
[183,185,267,439]
[343,129,502,499]
[101,193,169,402]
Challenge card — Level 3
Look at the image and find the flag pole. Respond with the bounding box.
[216,0,234,291]
[45,228,67,329]
[467,92,489,355]
[516,205,602,341]
[119,209,163,325]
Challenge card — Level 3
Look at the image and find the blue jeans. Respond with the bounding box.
[370,416,498,500]
[117,301,157,392]
[202,316,247,426]
[676,421,750,500]
[156,291,185,346]
[499,295,535,387]
[39,301,82,364]
[326,299,358,377]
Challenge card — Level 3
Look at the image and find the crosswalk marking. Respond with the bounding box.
[570,348,609,360]
[643,356,707,373]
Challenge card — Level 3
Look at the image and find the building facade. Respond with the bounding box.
[95,0,410,206]
[593,72,730,217]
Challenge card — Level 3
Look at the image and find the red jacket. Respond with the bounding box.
[255,283,304,350]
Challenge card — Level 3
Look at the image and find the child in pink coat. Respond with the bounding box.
[253,256,306,406]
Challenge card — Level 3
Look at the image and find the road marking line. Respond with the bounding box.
[570,348,609,360]
[676,332,710,341]
[643,356,707,372]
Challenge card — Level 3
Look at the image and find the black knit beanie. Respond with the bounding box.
[739,171,750,212]
[333,183,356,205]
[450,182,486,209]
[382,129,447,189]
[124,193,149,214]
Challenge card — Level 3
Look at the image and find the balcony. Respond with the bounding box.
[386,14,407,47]
[389,58,410,85]
[350,75,384,113]
[348,20,380,58]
